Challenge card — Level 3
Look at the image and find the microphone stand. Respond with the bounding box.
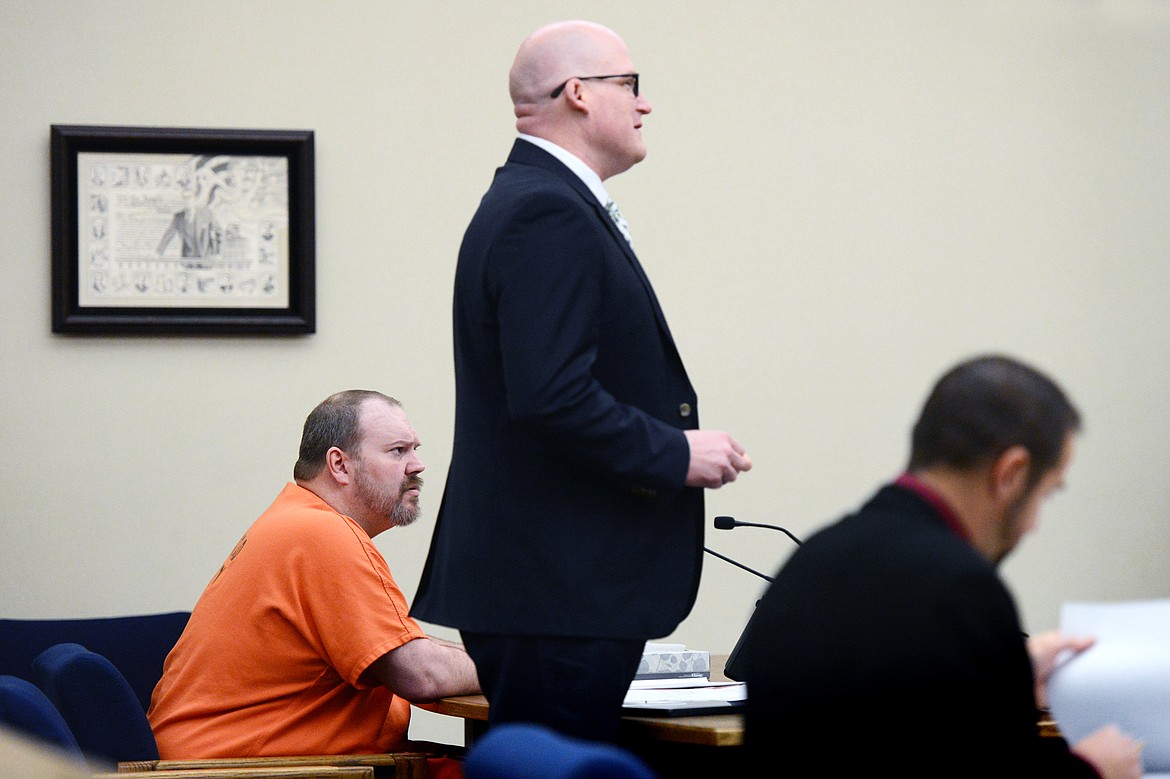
[702,546,773,582]
[707,515,803,681]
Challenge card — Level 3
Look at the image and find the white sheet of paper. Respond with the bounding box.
[623,680,746,706]
[1048,598,1170,774]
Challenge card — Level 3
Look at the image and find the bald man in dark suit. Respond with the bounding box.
[413,20,751,743]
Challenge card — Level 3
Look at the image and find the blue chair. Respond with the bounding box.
[27,644,452,777]
[464,723,659,779]
[32,642,159,766]
[0,674,85,764]
[0,611,190,713]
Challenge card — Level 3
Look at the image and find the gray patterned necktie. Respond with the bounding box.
[605,199,633,246]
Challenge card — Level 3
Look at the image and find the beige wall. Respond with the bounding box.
[2,0,1168,745]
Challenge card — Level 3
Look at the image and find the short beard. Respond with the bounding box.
[388,484,421,528]
[354,465,422,529]
[992,488,1031,565]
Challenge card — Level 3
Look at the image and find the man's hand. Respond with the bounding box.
[1072,725,1144,779]
[1026,630,1094,708]
[684,430,752,489]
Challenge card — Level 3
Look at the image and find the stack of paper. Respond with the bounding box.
[624,661,746,717]
[1048,598,1170,778]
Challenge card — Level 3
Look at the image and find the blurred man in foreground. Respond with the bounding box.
[743,355,1142,778]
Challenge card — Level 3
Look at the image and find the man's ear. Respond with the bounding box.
[564,80,591,114]
[989,445,1031,503]
[324,446,352,486]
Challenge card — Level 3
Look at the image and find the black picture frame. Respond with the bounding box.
[51,124,315,335]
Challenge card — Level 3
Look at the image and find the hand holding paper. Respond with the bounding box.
[1048,599,1170,778]
[1027,630,1096,708]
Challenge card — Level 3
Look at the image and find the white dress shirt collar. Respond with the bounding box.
[517,134,610,207]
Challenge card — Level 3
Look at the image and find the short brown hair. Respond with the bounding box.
[293,390,401,481]
[908,355,1081,485]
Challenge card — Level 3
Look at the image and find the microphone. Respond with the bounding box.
[703,516,801,582]
[714,515,802,546]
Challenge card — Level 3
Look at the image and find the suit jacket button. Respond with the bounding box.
[678,403,692,418]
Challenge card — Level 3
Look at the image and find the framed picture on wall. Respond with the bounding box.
[50,124,315,335]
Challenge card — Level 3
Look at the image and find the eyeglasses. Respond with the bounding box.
[549,73,639,99]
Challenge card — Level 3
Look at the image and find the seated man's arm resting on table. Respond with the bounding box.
[364,635,481,702]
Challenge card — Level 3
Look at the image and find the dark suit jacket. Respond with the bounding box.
[742,484,1098,776]
[412,140,703,640]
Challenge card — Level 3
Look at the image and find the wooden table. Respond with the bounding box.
[428,694,743,746]
[423,656,1068,777]
[424,695,745,778]
[424,651,744,746]
[115,753,432,778]
[421,656,747,777]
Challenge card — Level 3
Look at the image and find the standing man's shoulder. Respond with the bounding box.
[470,146,601,240]
[492,142,587,199]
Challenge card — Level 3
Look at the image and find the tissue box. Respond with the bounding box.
[635,644,710,681]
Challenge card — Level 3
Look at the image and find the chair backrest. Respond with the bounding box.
[0,674,84,764]
[0,611,190,712]
[31,643,159,766]
[464,723,658,779]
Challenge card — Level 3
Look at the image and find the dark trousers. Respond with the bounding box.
[461,632,644,744]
